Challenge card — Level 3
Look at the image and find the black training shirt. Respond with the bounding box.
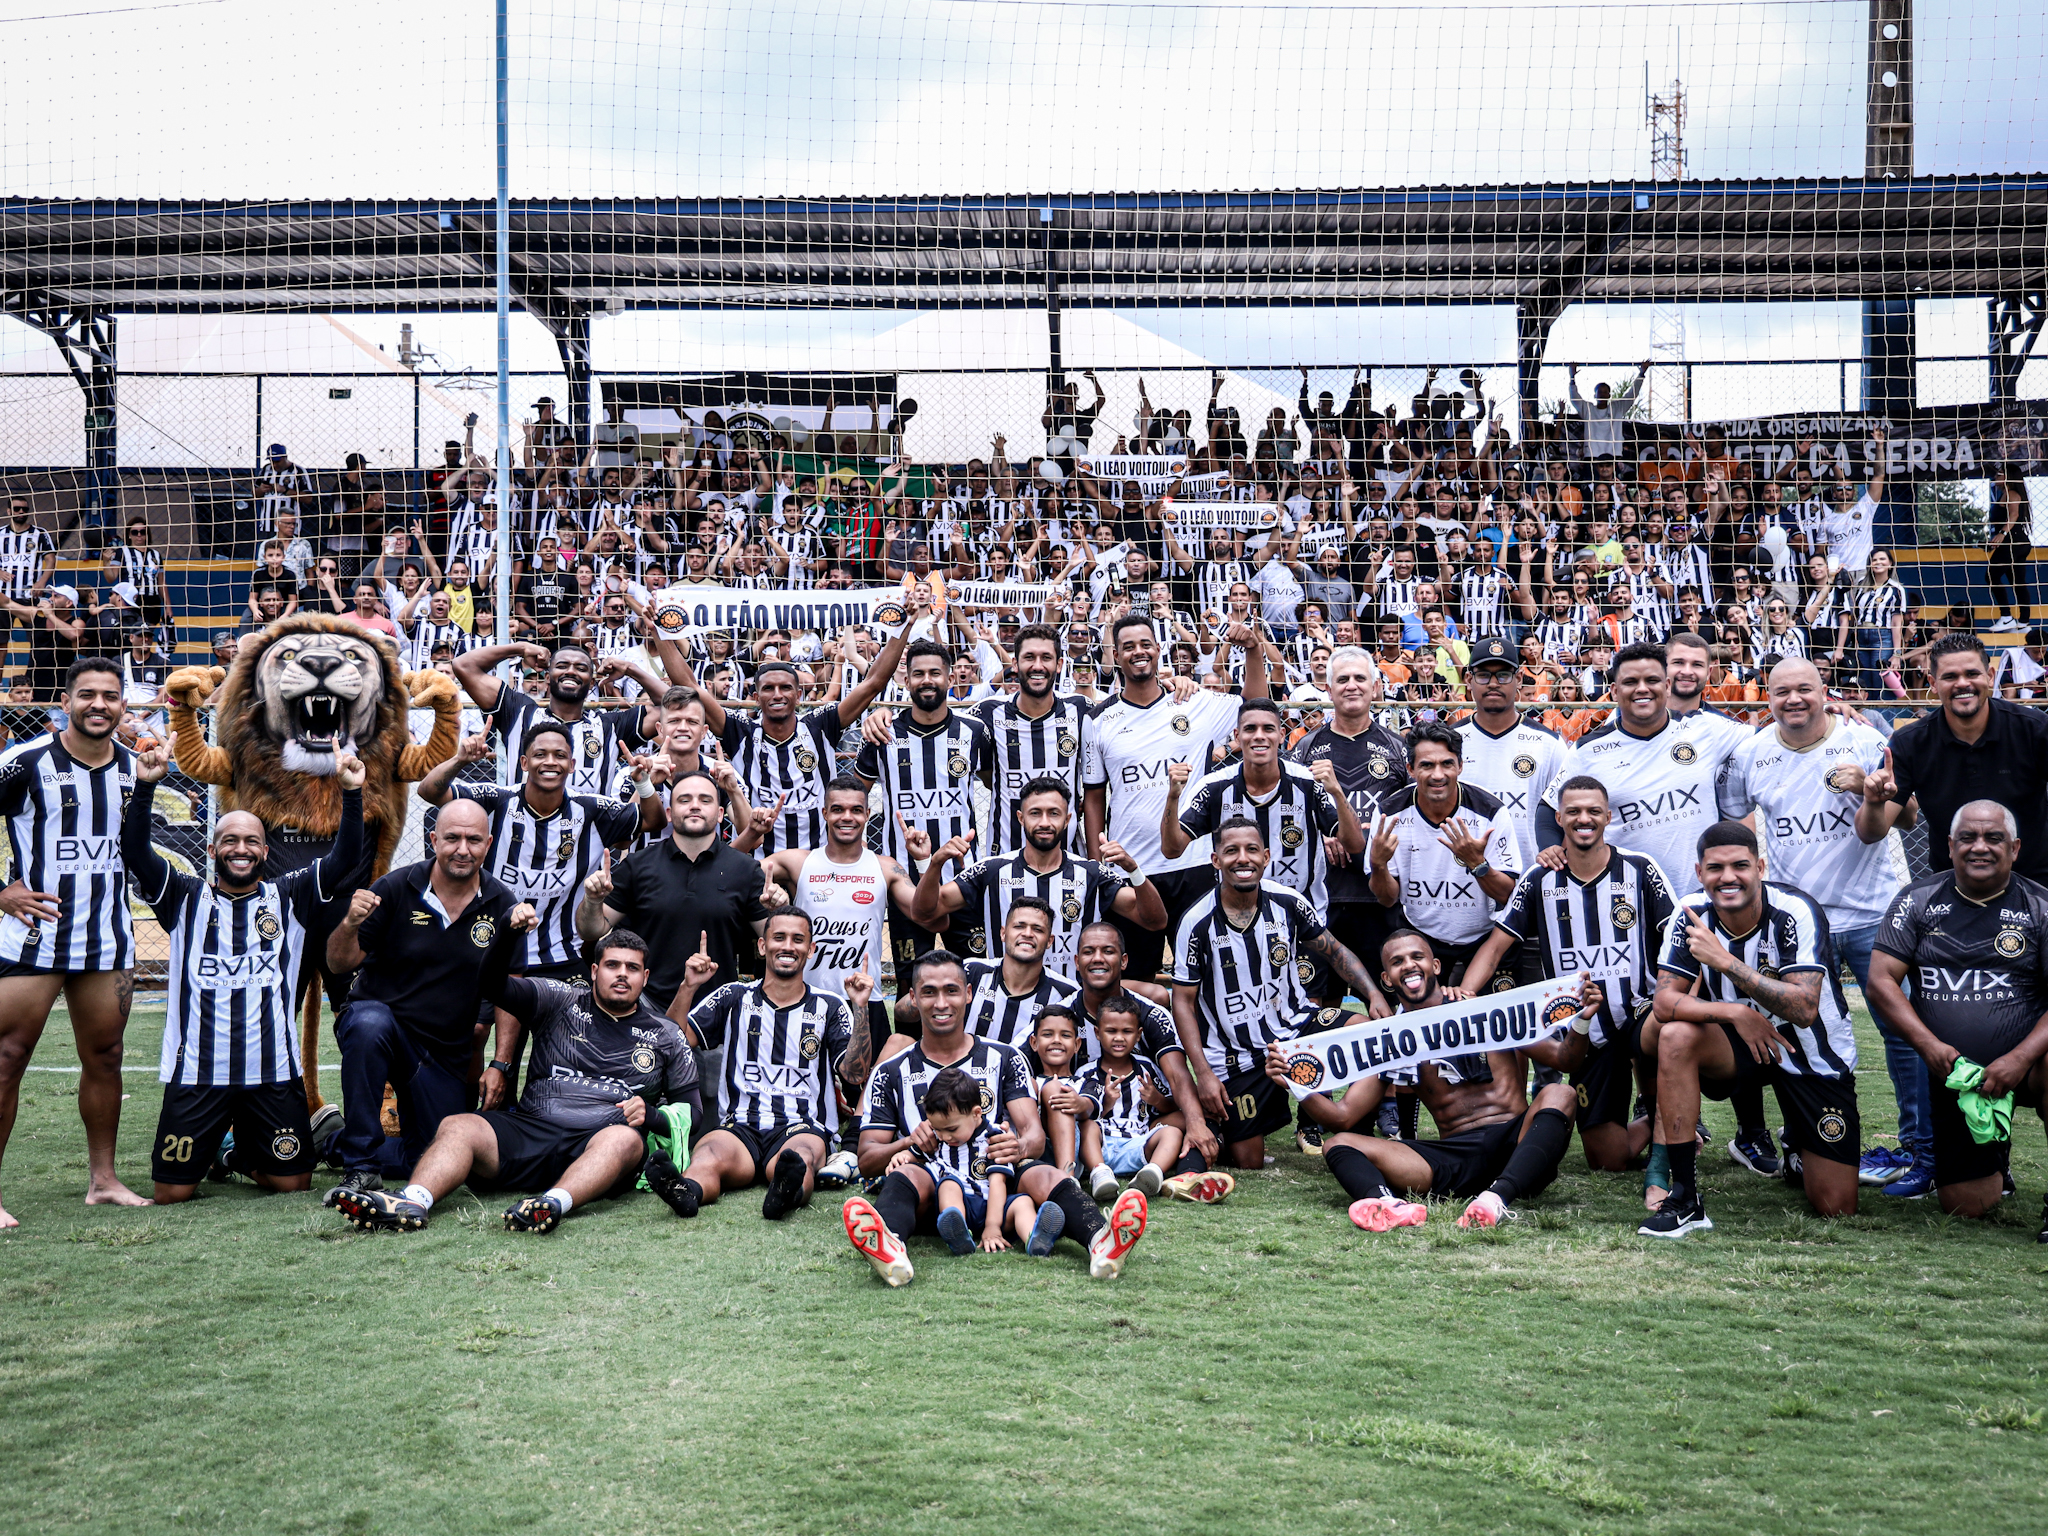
[500,976,702,1131]
[346,859,522,1051]
[1288,718,1410,904]
[606,833,768,1007]
[1874,870,2048,1065]
[1888,699,2048,882]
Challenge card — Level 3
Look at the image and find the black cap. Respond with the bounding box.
[1468,637,1516,670]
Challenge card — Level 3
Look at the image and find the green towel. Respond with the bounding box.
[1944,1058,2013,1146]
[634,1101,692,1191]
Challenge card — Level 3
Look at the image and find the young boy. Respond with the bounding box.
[899,1067,1037,1256]
[1078,994,1185,1202]
[1030,1006,1087,1174]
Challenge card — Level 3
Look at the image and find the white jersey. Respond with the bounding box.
[1456,715,1571,873]
[1082,687,1241,874]
[1721,719,1906,931]
[794,847,888,1000]
[1541,708,1752,900]
[1375,783,1523,946]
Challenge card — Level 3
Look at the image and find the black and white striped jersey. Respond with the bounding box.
[1492,849,1676,1048]
[860,1037,1036,1139]
[1079,1054,1171,1140]
[0,735,134,969]
[1375,575,1422,622]
[974,693,1091,857]
[718,704,848,856]
[917,1116,1011,1197]
[856,710,991,867]
[687,980,856,1133]
[1608,567,1672,636]
[402,619,472,672]
[1195,558,1250,620]
[1656,881,1857,1077]
[1167,879,1325,1077]
[959,956,1081,1051]
[949,852,1131,979]
[1176,759,1343,908]
[1850,579,1910,630]
[446,506,504,574]
[1534,618,1585,662]
[1659,544,1714,606]
[1287,719,1411,906]
[489,689,640,798]
[1455,568,1514,639]
[0,523,54,599]
[450,783,641,969]
[112,543,164,599]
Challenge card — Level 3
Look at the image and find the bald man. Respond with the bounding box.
[324,796,538,1199]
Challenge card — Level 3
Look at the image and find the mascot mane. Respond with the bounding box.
[214,612,411,783]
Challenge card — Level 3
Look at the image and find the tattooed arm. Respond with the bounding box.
[1305,928,1391,1018]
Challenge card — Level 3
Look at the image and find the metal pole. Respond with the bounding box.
[493,0,514,736]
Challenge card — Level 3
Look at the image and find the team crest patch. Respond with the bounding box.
[1315,1006,1344,1029]
[1062,894,1082,923]
[1824,765,1861,794]
[1543,996,1584,1031]
[557,829,577,865]
[253,907,281,942]
[1280,821,1305,849]
[1367,753,1391,778]
[1511,754,1537,779]
[873,601,906,626]
[1170,715,1191,736]
[1057,731,1079,758]
[971,1154,990,1180]
[1268,938,1290,967]
[1814,1110,1848,1144]
[1670,741,1699,765]
[1296,959,1316,984]
[794,747,817,773]
[271,1131,302,1161]
[978,1083,996,1112]
[800,1032,821,1061]
[949,752,970,778]
[1611,899,1637,931]
[631,1045,658,1075]
[583,733,601,760]
[1282,1051,1325,1090]
[1996,926,2026,958]
[470,915,497,948]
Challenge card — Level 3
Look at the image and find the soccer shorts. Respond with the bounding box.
[718,1117,833,1176]
[0,957,107,979]
[1700,1025,1861,1168]
[1571,1027,1640,1131]
[474,1109,641,1195]
[1927,1077,2041,1188]
[1209,1065,1293,1145]
[151,1079,315,1185]
[1403,1116,1528,1199]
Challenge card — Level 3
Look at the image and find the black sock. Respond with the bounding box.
[873,1171,920,1239]
[1666,1139,1698,1193]
[1325,1144,1390,1201]
[1489,1108,1571,1204]
[1171,1146,1209,1177]
[1730,1083,1767,1138]
[1048,1176,1105,1244]
[1396,1094,1419,1140]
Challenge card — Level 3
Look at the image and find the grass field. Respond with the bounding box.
[4,998,2047,1536]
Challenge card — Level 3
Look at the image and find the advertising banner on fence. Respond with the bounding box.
[1633,401,2048,483]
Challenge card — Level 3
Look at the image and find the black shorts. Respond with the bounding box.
[1209,1065,1294,1145]
[1115,867,1213,983]
[1571,1028,1640,1131]
[1403,1115,1525,1199]
[716,1117,832,1175]
[1699,1026,1861,1167]
[474,1109,641,1195]
[1927,1078,2041,1187]
[152,1079,314,1185]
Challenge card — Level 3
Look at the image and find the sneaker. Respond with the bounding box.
[1457,1190,1516,1229]
[1882,1164,1934,1199]
[815,1150,859,1189]
[206,1129,242,1183]
[1349,1195,1428,1232]
[1728,1128,1781,1177]
[321,1169,383,1209]
[1637,1188,1712,1238]
[1296,1124,1327,1157]
[1088,1189,1148,1279]
[760,1149,808,1221]
[1026,1201,1065,1257]
[1164,1170,1235,1204]
[1088,1164,1120,1203]
[1695,1119,1714,1147]
[2003,1169,2016,1198]
[1992,615,2024,632]
[309,1104,344,1169]
[335,1187,428,1232]
[643,1153,700,1219]
[936,1206,976,1256]
[1131,1164,1165,1198]
[1858,1146,1909,1185]
[1781,1146,1804,1186]
[503,1196,560,1234]
[842,1196,914,1287]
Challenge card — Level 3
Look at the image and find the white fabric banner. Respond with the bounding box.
[1079,454,1191,497]
[1163,499,1284,531]
[1274,976,1586,1101]
[646,584,915,637]
[946,579,1063,610]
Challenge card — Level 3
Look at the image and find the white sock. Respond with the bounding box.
[401,1184,434,1212]
[542,1187,574,1216]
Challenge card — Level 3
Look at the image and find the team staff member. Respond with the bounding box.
[1885,633,2048,884]
[324,799,537,1204]
[1455,640,1570,877]
[1867,801,2048,1231]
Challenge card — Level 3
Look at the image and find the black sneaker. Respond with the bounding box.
[503,1196,561,1234]
[1295,1124,1327,1158]
[1375,1100,1402,1140]
[761,1149,809,1221]
[1729,1127,1782,1178]
[336,1187,428,1232]
[309,1104,344,1169]
[1637,1188,1713,1239]
[644,1153,700,1219]
[321,1168,383,1209]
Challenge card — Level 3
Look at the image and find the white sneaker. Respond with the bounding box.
[1131,1164,1165,1197]
[1088,1164,1119,1203]
[815,1150,860,1189]
[1992,616,2023,632]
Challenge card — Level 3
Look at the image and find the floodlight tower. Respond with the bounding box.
[1645,55,1689,421]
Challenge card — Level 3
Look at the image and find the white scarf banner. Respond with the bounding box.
[1164,499,1285,531]
[646,584,916,637]
[1274,976,1587,1101]
[1079,454,1191,497]
[946,579,1062,610]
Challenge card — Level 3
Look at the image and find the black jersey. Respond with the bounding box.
[719,703,847,856]
[1874,872,2048,1066]
[501,977,700,1131]
[688,980,856,1133]
[960,956,1080,1051]
[1493,848,1676,1048]
[1288,720,1409,904]
[861,1037,1036,1139]
[950,851,1131,979]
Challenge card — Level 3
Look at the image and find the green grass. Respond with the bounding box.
[3,1000,2046,1536]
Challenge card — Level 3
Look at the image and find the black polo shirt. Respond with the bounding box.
[1888,698,2048,882]
[347,859,522,1051]
[608,833,768,1007]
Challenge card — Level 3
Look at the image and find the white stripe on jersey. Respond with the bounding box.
[0,525,54,598]
[454,785,640,969]
[725,705,845,857]
[1493,849,1675,1048]
[155,878,316,1087]
[975,694,1090,857]
[795,846,888,998]
[950,852,1129,979]
[1079,1053,1170,1141]
[1456,569,1512,639]
[0,736,134,969]
[1455,716,1571,873]
[1168,879,1323,1076]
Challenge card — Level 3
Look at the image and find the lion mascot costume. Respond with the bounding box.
[164,614,462,1112]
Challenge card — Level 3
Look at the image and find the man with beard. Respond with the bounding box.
[1285,929,1588,1231]
[455,642,657,796]
[976,622,1093,856]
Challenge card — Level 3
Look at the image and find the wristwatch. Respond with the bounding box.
[488,1059,513,1075]
[1468,861,1493,880]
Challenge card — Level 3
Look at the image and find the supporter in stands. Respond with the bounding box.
[114,516,166,634]
[1986,468,2039,634]
[349,579,399,641]
[6,585,82,700]
[299,556,351,619]
[248,541,298,621]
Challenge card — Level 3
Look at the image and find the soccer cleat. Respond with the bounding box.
[815,1149,859,1189]
[206,1129,242,1183]
[1858,1146,1909,1185]
[1131,1164,1165,1198]
[1349,1195,1428,1232]
[1882,1164,1934,1199]
[643,1153,700,1219]
[335,1187,428,1233]
[1457,1190,1515,1229]
[321,1169,383,1209]
[936,1206,977,1256]
[1728,1128,1781,1178]
[1089,1189,1148,1278]
[1164,1170,1235,1204]
[1637,1188,1712,1239]
[1026,1202,1065,1257]
[503,1197,560,1234]
[760,1149,809,1221]
[842,1196,913,1287]
[1088,1164,1120,1203]
[1296,1124,1327,1158]
[309,1104,344,1169]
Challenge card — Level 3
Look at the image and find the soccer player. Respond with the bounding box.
[1083,612,1269,980]
[1455,639,1570,878]
[760,774,920,1010]
[1286,929,1584,1231]
[1867,801,2048,1230]
[333,932,701,1233]
[455,643,655,796]
[0,658,147,1227]
[977,622,1093,856]
[1640,822,1861,1236]
[1368,723,1522,978]
[1077,993,1185,1201]
[908,775,1165,979]
[126,741,365,1203]
[1171,817,1387,1170]
[952,897,1082,1051]
[659,909,874,1220]
[1462,776,1676,1171]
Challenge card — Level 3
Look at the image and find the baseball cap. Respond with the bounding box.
[533,396,556,408]
[111,581,138,605]
[267,443,287,459]
[1468,637,1516,670]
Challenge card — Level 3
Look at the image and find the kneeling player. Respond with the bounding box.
[907,1066,1037,1255]
[335,933,700,1233]
[1282,930,1580,1231]
[1077,994,1185,1201]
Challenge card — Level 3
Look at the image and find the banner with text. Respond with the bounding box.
[647,584,916,637]
[1633,401,2048,483]
[1080,454,1190,497]
[944,579,1063,611]
[1161,499,1285,532]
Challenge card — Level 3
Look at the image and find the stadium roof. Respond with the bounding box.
[4,176,2045,317]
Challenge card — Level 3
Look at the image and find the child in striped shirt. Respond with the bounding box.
[911,1067,1036,1256]
[1077,996,1185,1201]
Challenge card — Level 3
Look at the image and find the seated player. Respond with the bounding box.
[1640,822,1862,1237]
[903,1066,1038,1255]
[1283,929,1582,1231]
[1029,1004,1088,1172]
[334,932,700,1233]
[1077,994,1186,1202]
